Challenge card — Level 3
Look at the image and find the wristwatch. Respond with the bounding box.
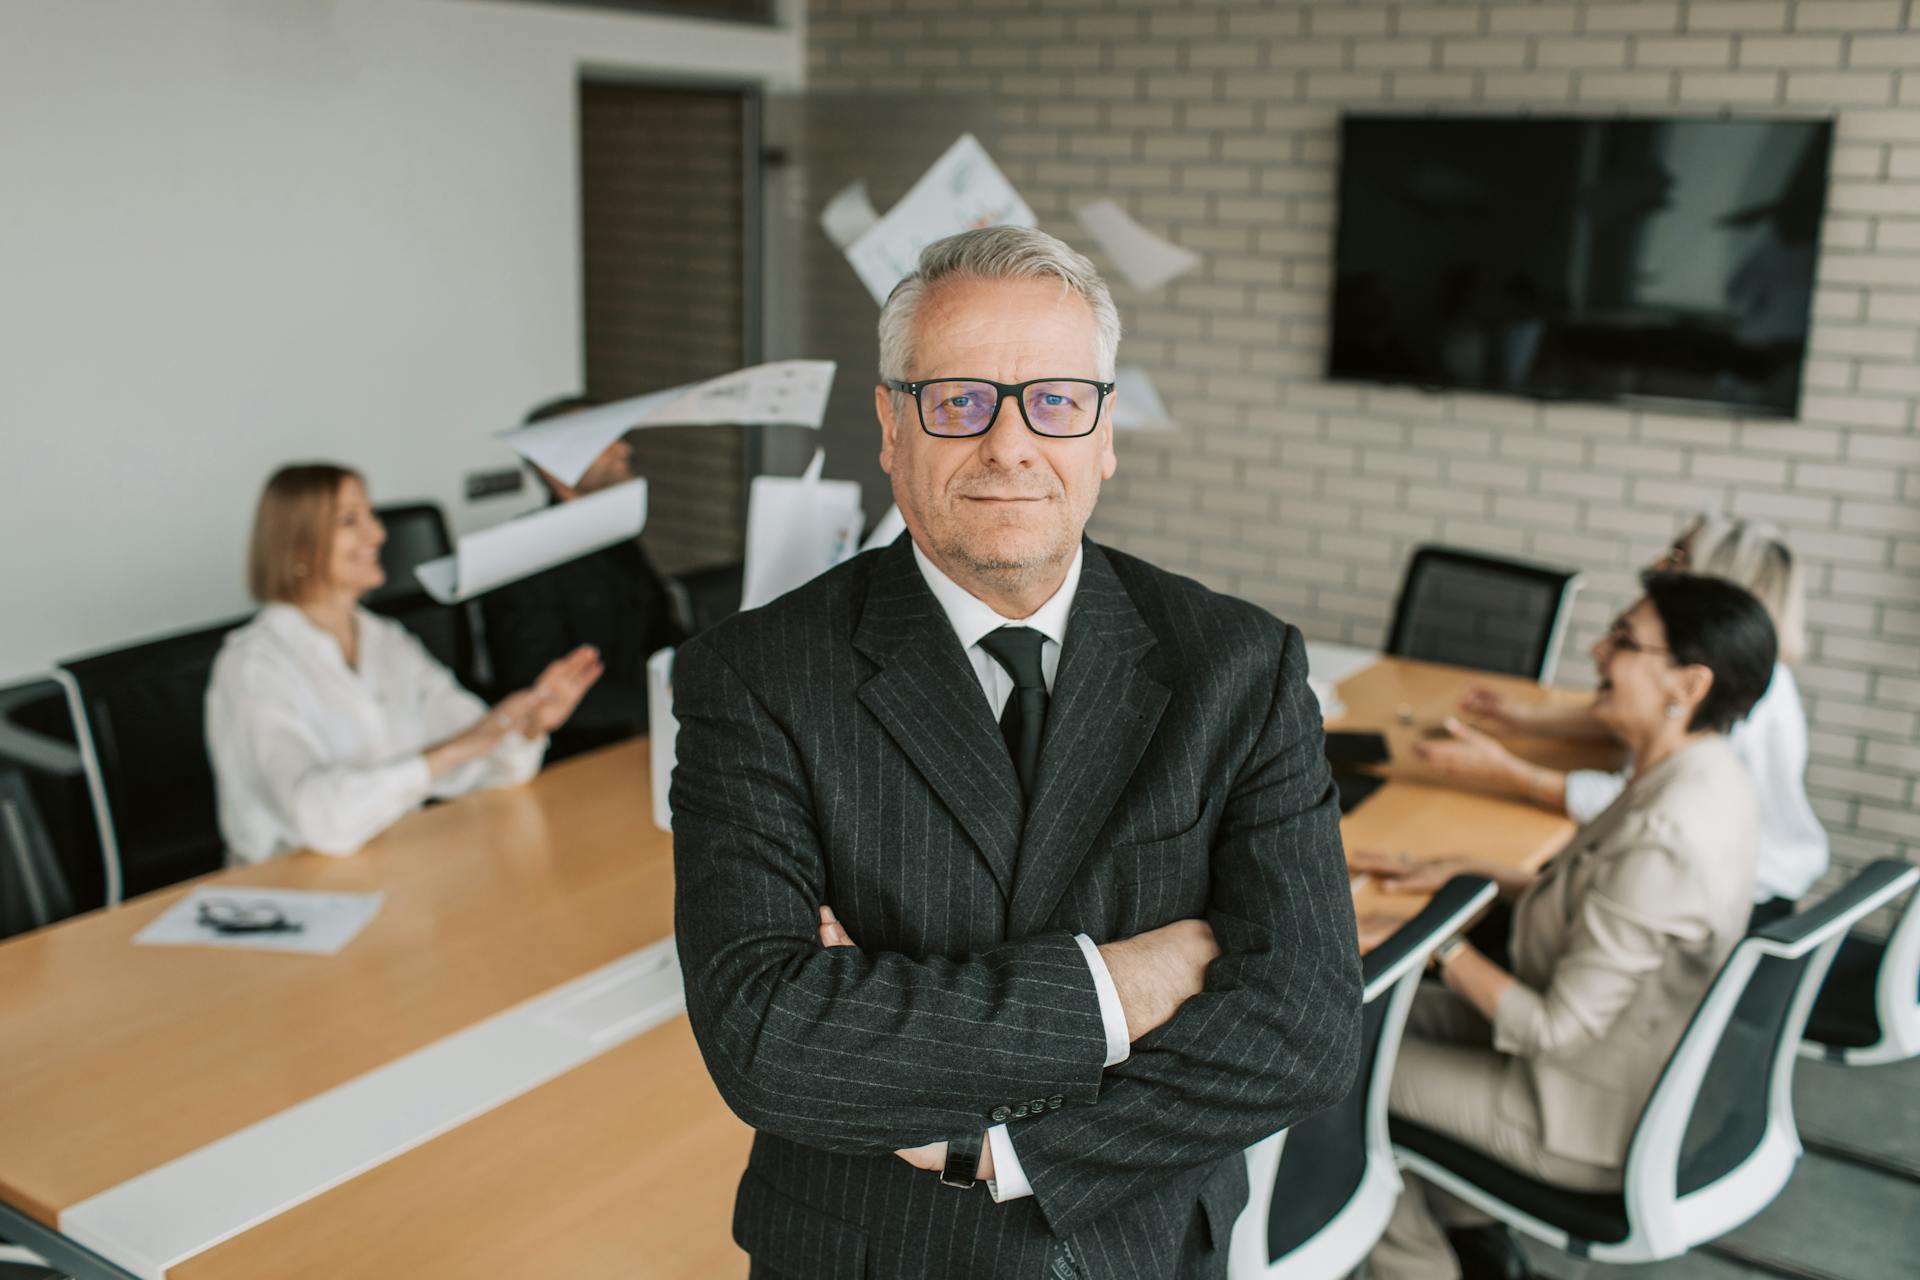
[940,1131,984,1189]
[1431,936,1468,971]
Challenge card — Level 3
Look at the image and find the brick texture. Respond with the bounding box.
[808,0,1920,898]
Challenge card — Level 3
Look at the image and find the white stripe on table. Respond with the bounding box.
[60,937,686,1280]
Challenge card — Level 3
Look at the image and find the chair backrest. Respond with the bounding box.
[369,502,454,602]
[368,502,484,692]
[670,560,745,637]
[1385,545,1581,682]
[1622,858,1920,1251]
[1232,876,1496,1279]
[1869,876,1920,1061]
[0,765,74,939]
[55,618,245,905]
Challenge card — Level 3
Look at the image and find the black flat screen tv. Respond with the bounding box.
[1328,114,1833,418]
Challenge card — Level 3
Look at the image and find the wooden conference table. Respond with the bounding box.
[0,652,1611,1279]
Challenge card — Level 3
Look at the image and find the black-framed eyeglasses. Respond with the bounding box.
[197,897,305,935]
[1600,617,1671,657]
[884,377,1115,439]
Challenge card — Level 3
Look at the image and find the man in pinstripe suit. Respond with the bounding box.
[672,226,1362,1279]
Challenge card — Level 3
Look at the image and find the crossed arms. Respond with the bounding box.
[670,626,1362,1237]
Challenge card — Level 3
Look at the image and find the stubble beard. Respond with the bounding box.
[931,507,1078,600]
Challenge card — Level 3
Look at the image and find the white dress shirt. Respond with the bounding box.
[910,542,1131,1202]
[205,603,546,864]
[1563,663,1828,903]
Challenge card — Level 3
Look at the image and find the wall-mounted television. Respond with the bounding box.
[1327,114,1833,418]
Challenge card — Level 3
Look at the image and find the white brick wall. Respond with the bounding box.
[809,0,1920,895]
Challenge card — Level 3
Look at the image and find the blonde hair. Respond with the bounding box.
[247,463,361,603]
[1672,513,1806,665]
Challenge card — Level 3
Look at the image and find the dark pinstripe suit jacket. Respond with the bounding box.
[671,536,1362,1280]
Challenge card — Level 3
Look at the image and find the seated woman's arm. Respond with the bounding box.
[399,630,548,796]
[1483,834,1703,1058]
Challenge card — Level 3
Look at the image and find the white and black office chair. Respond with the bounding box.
[1793,866,1920,1184]
[1391,858,1920,1269]
[1385,546,1581,684]
[1228,875,1498,1280]
[0,1240,69,1278]
[1800,867,1920,1070]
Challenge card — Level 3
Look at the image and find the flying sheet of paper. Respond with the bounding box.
[501,360,837,487]
[741,450,867,612]
[414,479,647,604]
[843,135,1037,305]
[860,503,907,553]
[1112,366,1178,431]
[1074,199,1202,293]
[135,887,385,956]
[820,180,880,250]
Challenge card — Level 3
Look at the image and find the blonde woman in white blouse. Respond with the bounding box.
[206,463,602,863]
[1412,513,1826,922]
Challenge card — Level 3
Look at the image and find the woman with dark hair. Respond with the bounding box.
[205,464,602,863]
[1357,574,1778,1280]
[1413,513,1826,924]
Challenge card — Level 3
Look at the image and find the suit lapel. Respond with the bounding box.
[854,540,1022,899]
[1009,544,1170,937]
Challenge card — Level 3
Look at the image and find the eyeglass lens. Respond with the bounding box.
[918,380,1101,438]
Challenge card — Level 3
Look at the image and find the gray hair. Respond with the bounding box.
[877,226,1122,382]
[1673,513,1807,666]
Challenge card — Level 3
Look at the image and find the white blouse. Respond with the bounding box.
[1564,663,1829,904]
[205,604,545,864]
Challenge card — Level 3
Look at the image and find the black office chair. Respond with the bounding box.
[668,560,745,637]
[1391,858,1920,1268]
[1228,876,1498,1279]
[368,502,484,692]
[0,766,74,940]
[54,619,244,905]
[1385,546,1581,683]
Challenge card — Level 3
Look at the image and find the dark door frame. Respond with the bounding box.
[573,67,768,491]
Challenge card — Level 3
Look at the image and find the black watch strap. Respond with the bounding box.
[940,1131,984,1189]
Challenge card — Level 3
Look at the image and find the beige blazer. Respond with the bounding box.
[1495,735,1756,1169]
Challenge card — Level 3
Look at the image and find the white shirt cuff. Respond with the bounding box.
[1074,932,1131,1068]
[984,1124,1032,1201]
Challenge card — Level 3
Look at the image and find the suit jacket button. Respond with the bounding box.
[991,1106,1011,1123]
[1013,1104,1030,1118]
[1047,1096,1063,1109]
[1030,1098,1045,1112]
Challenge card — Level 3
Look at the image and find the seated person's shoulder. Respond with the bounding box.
[1605,741,1756,898]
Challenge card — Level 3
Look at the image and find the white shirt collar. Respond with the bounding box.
[257,602,366,673]
[910,539,1083,651]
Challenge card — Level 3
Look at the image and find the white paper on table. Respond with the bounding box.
[646,647,676,833]
[860,503,907,553]
[843,135,1036,305]
[414,479,646,604]
[501,360,837,487]
[134,887,384,956]
[1074,199,1202,293]
[1112,366,1178,431]
[820,180,880,250]
[741,450,867,612]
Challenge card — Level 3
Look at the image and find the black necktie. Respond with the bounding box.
[978,626,1048,799]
